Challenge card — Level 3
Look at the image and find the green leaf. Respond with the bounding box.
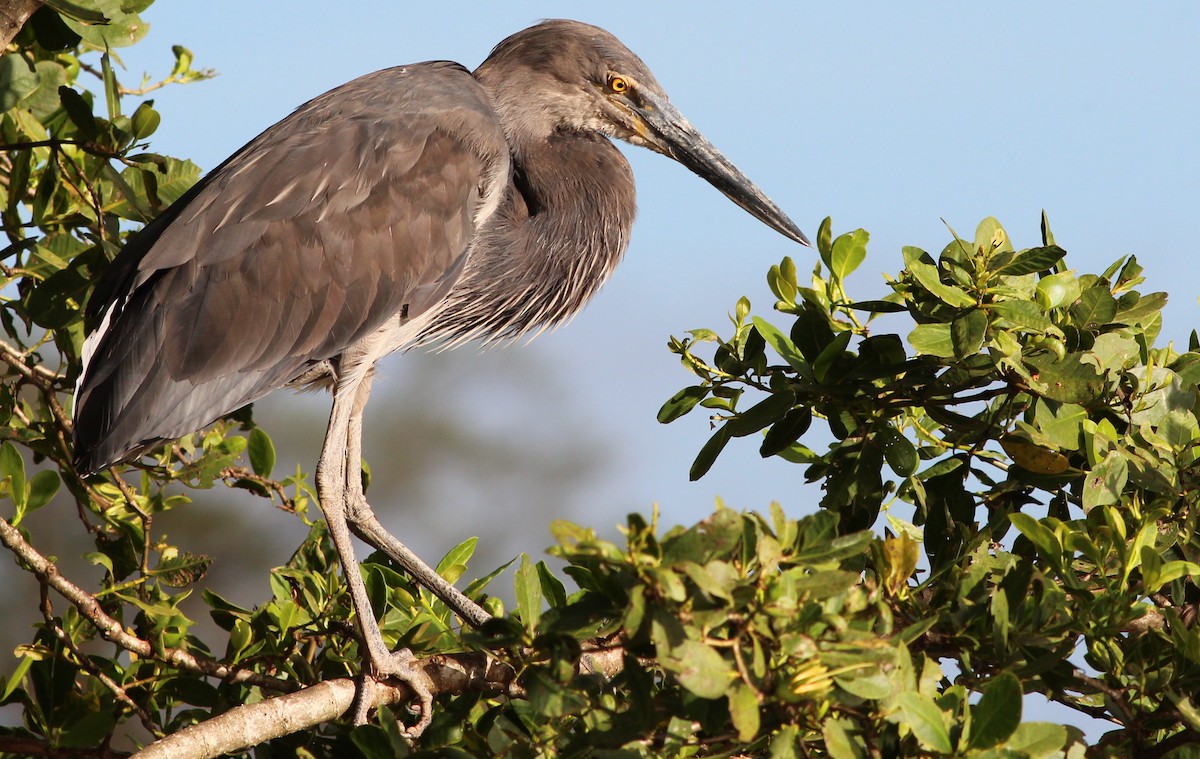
[988,299,1054,333]
[45,0,109,23]
[814,330,852,382]
[951,308,987,359]
[879,426,918,477]
[436,536,478,576]
[349,724,397,759]
[1037,271,1082,310]
[728,682,760,741]
[1041,210,1056,246]
[893,691,952,753]
[63,0,148,48]
[514,554,542,631]
[816,216,833,262]
[969,671,1022,748]
[830,229,868,281]
[247,428,275,478]
[1144,556,1200,593]
[101,53,120,118]
[1082,451,1128,510]
[908,323,956,358]
[658,385,708,423]
[1,442,28,516]
[690,427,731,481]
[847,299,907,313]
[836,670,894,700]
[760,407,813,457]
[130,101,161,139]
[1010,513,1062,565]
[151,551,212,588]
[0,55,39,111]
[25,470,60,515]
[908,260,975,308]
[1114,291,1168,326]
[59,710,117,749]
[727,391,795,437]
[767,258,798,304]
[1035,402,1086,451]
[996,245,1067,275]
[1089,333,1139,371]
[663,640,733,699]
[108,157,202,218]
[1006,722,1069,756]
[1069,286,1117,329]
[1026,352,1104,405]
[535,560,567,608]
[975,217,1014,254]
[1,652,35,702]
[752,316,809,371]
[823,718,864,759]
[58,86,97,139]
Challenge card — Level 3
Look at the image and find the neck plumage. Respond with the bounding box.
[429,129,637,348]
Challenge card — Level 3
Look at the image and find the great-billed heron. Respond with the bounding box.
[73,19,809,732]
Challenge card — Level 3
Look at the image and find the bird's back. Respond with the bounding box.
[73,62,511,473]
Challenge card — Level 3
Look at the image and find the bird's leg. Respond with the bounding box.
[316,374,433,737]
[342,373,492,628]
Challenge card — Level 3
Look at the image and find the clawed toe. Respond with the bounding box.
[352,648,435,739]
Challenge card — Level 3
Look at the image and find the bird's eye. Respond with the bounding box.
[607,75,630,94]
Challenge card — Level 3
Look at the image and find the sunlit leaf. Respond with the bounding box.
[969,671,1021,748]
[908,323,956,358]
[247,428,275,477]
[663,640,733,699]
[514,553,542,632]
[892,692,952,753]
[830,229,868,281]
[996,245,1066,275]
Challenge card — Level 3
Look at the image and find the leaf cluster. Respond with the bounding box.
[660,216,1200,755]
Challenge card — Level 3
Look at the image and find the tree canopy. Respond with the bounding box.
[2,3,1200,757]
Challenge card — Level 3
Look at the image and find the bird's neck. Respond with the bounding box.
[429,130,637,347]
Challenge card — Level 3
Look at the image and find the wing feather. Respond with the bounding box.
[74,62,509,472]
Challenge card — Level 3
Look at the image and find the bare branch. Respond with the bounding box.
[131,645,628,759]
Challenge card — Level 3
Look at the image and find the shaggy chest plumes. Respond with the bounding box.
[421,129,636,348]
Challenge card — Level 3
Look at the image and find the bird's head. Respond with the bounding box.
[475,19,810,245]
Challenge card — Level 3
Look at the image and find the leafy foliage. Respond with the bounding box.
[660,215,1200,755]
[2,4,1200,757]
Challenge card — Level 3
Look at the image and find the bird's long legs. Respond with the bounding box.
[315,373,433,736]
[342,373,491,628]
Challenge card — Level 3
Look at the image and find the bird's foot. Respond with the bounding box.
[351,647,435,740]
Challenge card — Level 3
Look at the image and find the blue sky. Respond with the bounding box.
[114,0,1200,569]
[109,1,1198,731]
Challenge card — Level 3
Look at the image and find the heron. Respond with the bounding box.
[72,19,809,732]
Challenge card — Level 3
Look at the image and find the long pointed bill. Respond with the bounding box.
[634,91,810,246]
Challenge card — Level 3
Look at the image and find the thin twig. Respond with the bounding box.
[0,736,127,758]
[0,514,293,693]
[219,466,298,513]
[112,473,154,577]
[38,585,165,738]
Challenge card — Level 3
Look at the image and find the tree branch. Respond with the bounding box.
[2,508,633,759]
[130,645,627,759]
[0,0,44,49]
[0,514,292,693]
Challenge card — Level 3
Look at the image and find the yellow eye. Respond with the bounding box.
[607,75,630,94]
